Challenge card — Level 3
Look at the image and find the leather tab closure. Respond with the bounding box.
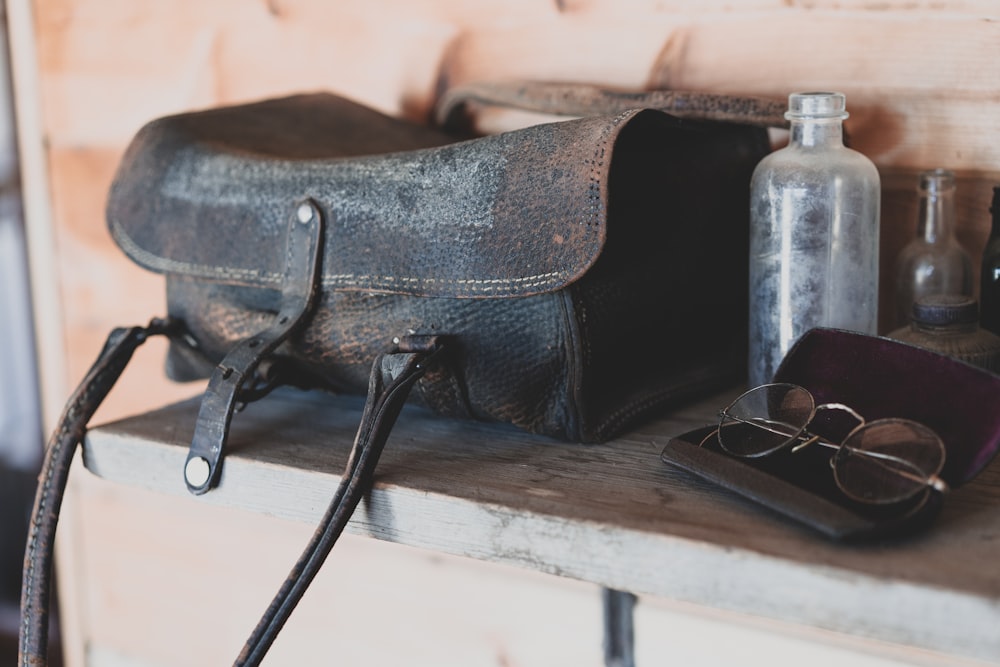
[184,200,325,495]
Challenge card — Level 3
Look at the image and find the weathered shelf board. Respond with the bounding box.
[83,386,1000,665]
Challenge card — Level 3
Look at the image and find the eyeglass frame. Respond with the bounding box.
[698,383,950,505]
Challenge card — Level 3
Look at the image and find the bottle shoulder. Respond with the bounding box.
[896,242,972,276]
[898,237,971,256]
[752,144,879,183]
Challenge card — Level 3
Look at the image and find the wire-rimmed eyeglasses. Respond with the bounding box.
[699,383,950,505]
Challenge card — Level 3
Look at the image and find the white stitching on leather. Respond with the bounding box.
[110,218,572,293]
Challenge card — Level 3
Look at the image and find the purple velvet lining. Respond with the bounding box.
[773,328,1000,487]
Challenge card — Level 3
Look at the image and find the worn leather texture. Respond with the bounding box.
[108,92,770,442]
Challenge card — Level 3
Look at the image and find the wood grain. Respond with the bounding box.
[83,387,1000,664]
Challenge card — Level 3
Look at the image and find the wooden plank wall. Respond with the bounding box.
[14,1,1000,665]
[29,0,1000,417]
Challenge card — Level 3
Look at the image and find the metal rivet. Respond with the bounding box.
[185,457,211,487]
[296,202,314,224]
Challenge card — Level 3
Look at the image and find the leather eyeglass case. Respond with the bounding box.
[660,328,1000,540]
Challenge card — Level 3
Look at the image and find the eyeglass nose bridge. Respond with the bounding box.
[791,433,823,453]
[789,401,866,453]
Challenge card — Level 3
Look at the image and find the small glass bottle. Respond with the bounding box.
[888,295,1000,372]
[979,187,1000,335]
[748,92,881,386]
[893,169,973,328]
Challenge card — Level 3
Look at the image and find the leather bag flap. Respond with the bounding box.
[107,92,660,299]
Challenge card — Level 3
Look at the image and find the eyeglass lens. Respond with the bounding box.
[718,383,814,457]
[835,419,945,505]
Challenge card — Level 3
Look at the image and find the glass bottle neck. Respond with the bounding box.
[918,188,956,244]
[788,118,844,148]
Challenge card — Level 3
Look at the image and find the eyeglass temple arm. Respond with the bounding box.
[698,415,838,451]
[824,448,951,494]
[712,412,840,450]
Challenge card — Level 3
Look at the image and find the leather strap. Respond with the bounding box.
[19,318,180,667]
[185,200,324,494]
[236,337,441,666]
[435,80,789,132]
[19,324,438,667]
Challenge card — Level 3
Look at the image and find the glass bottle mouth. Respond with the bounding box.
[918,168,956,195]
[784,92,849,121]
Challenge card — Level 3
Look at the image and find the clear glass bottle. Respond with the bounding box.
[893,169,972,328]
[888,295,1000,372]
[979,187,1000,335]
[748,92,881,386]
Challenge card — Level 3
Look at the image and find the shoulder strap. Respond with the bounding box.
[19,324,440,667]
[435,80,788,132]
[19,318,180,666]
[236,338,441,666]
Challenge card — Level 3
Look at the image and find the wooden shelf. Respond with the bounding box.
[83,387,1000,664]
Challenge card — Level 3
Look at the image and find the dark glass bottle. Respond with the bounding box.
[980,187,1000,335]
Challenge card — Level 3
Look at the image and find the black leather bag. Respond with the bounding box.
[20,83,780,666]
